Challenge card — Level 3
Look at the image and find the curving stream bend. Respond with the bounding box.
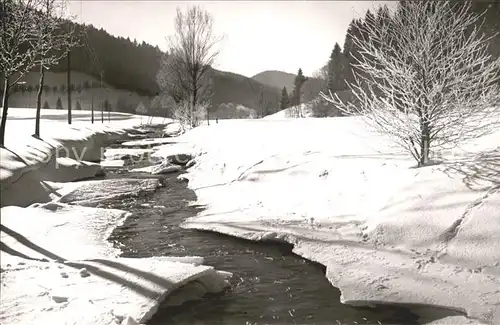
[97,129,466,325]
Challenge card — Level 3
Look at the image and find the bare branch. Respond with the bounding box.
[157,5,222,128]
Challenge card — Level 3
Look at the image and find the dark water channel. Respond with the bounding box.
[98,128,465,325]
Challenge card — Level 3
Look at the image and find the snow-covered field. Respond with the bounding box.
[2,106,500,324]
[0,108,232,325]
[155,113,500,324]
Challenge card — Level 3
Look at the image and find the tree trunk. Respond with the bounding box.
[419,120,430,167]
[207,104,210,126]
[34,64,45,138]
[67,51,72,125]
[100,72,104,123]
[191,87,197,127]
[91,94,94,123]
[0,76,10,147]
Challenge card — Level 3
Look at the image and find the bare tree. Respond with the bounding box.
[321,1,500,167]
[157,5,221,128]
[33,0,78,138]
[0,0,39,147]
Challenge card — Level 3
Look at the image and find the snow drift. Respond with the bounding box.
[0,202,232,325]
[0,108,167,207]
[154,116,500,324]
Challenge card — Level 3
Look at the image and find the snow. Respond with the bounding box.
[103,148,154,160]
[264,103,314,119]
[155,116,500,324]
[0,108,232,324]
[163,121,184,137]
[131,163,182,175]
[55,178,161,207]
[1,203,129,260]
[0,108,168,207]
[0,202,232,325]
[0,256,232,325]
[121,138,180,148]
[3,105,499,323]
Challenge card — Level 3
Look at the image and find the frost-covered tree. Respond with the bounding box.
[157,5,221,127]
[321,1,500,167]
[0,0,40,146]
[33,0,79,138]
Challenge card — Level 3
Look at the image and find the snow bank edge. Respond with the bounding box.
[0,125,148,207]
[180,221,494,325]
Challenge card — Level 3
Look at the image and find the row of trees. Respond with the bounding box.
[1,0,80,146]
[52,24,162,96]
[317,1,500,97]
[2,1,236,143]
[1,0,161,146]
[11,81,102,94]
[320,0,500,167]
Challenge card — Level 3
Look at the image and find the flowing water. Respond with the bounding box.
[98,128,465,325]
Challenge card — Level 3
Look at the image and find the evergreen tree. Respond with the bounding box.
[343,10,379,87]
[292,68,308,106]
[43,101,50,110]
[327,43,346,93]
[343,19,356,58]
[56,97,63,110]
[76,101,82,110]
[279,87,289,110]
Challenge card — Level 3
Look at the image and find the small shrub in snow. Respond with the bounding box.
[172,99,206,128]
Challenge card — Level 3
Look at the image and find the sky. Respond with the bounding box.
[67,1,395,78]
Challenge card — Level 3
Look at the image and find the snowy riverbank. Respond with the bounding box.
[0,109,232,325]
[0,109,168,207]
[1,202,232,325]
[158,116,499,324]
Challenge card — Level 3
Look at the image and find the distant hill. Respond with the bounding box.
[6,68,282,117]
[252,70,296,93]
[4,18,283,116]
[3,16,287,117]
[213,70,281,116]
[252,70,326,103]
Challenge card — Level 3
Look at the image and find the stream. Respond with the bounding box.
[95,126,465,325]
